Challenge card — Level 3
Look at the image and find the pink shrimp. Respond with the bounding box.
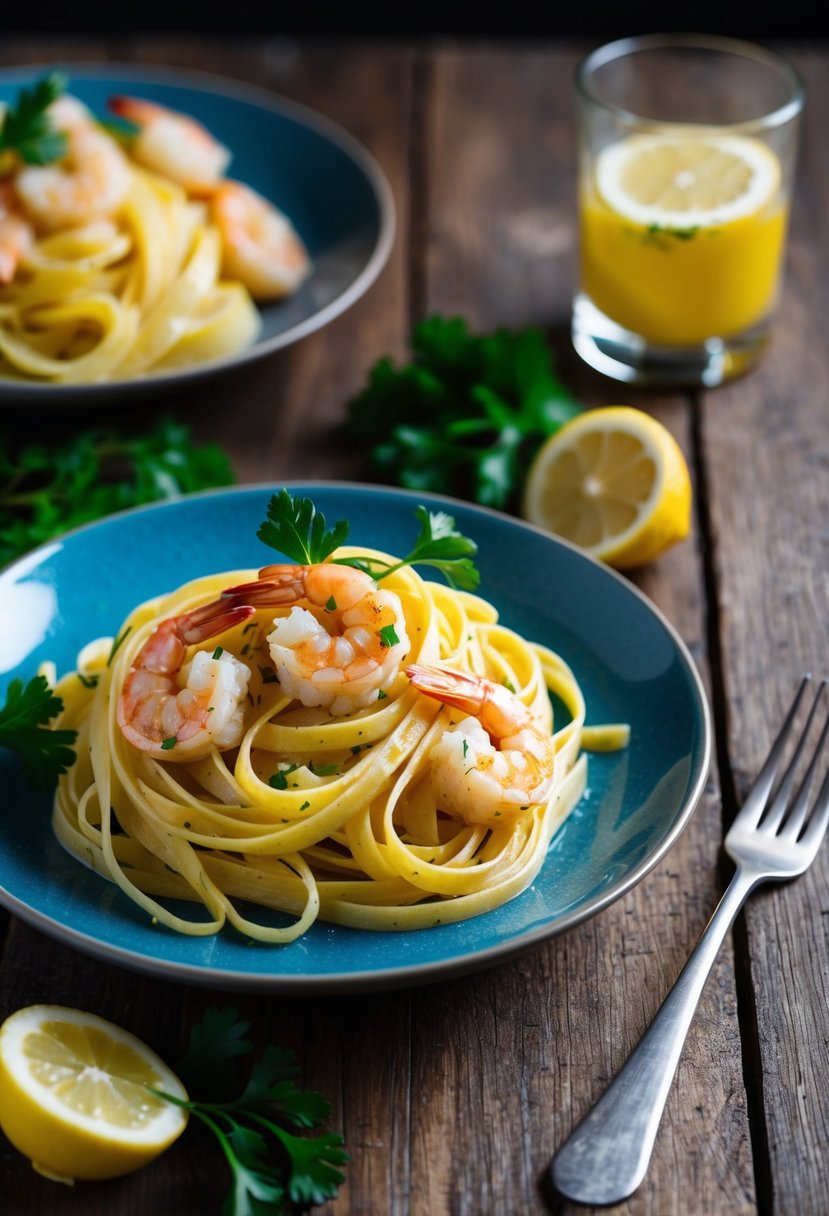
[0,179,34,283]
[210,181,311,300]
[405,664,556,828]
[222,562,409,716]
[14,96,131,232]
[116,598,255,760]
[108,95,231,191]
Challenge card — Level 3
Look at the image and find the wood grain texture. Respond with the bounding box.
[698,46,829,1216]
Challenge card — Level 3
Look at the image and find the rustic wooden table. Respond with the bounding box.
[1,34,827,1216]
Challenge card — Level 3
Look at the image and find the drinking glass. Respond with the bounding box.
[571,34,804,387]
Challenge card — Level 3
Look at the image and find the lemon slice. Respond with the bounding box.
[0,1005,188,1183]
[595,133,780,230]
[523,406,692,569]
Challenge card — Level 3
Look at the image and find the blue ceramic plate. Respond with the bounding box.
[0,64,395,405]
[0,484,710,992]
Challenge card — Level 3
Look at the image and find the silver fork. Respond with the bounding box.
[551,674,829,1207]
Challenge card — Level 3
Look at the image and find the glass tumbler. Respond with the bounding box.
[571,34,804,387]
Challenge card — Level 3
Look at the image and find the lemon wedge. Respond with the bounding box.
[522,406,692,568]
[595,133,780,231]
[0,1005,188,1183]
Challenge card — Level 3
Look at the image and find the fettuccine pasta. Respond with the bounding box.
[50,548,628,943]
[0,83,310,383]
[0,171,260,382]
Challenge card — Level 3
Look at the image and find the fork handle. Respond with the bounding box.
[551,866,759,1206]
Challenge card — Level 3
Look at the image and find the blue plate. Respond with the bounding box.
[0,484,710,992]
[0,64,395,405]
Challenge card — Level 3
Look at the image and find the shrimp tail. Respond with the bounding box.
[176,599,256,644]
[107,95,162,125]
[221,569,307,607]
[405,664,486,716]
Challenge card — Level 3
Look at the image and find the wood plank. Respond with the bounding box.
[699,45,829,1216]
[408,46,755,1216]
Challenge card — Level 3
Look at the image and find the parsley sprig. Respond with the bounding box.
[0,417,235,567]
[257,489,349,567]
[152,1007,347,1215]
[258,490,480,591]
[342,506,480,590]
[346,315,582,511]
[0,72,69,167]
[0,674,77,790]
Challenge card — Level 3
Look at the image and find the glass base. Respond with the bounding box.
[571,294,770,388]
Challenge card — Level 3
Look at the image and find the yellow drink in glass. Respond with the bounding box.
[571,35,804,386]
[580,135,788,346]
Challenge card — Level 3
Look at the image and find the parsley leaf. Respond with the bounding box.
[272,1125,348,1207]
[346,315,582,511]
[0,417,235,567]
[0,674,77,790]
[258,491,481,591]
[257,489,350,565]
[340,506,480,591]
[152,1007,347,1216]
[177,1006,254,1101]
[0,72,69,166]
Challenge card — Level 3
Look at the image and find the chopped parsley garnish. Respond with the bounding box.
[324,595,337,612]
[308,761,338,776]
[377,689,388,701]
[379,624,400,648]
[300,800,311,811]
[257,665,279,685]
[0,674,77,790]
[212,645,224,660]
[645,222,701,243]
[269,764,300,790]
[160,737,177,751]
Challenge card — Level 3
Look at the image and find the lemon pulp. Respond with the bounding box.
[0,1005,188,1182]
[580,133,788,345]
[522,406,692,569]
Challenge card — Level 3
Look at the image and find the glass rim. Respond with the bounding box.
[575,32,805,132]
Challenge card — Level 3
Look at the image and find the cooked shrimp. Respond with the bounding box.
[0,180,33,284]
[117,598,255,760]
[211,181,311,300]
[222,563,409,716]
[108,95,231,191]
[405,664,556,828]
[14,96,131,232]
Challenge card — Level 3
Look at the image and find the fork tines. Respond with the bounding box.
[748,676,829,843]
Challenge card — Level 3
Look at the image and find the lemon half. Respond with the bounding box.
[0,1005,188,1183]
[595,133,780,230]
[523,406,692,568]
